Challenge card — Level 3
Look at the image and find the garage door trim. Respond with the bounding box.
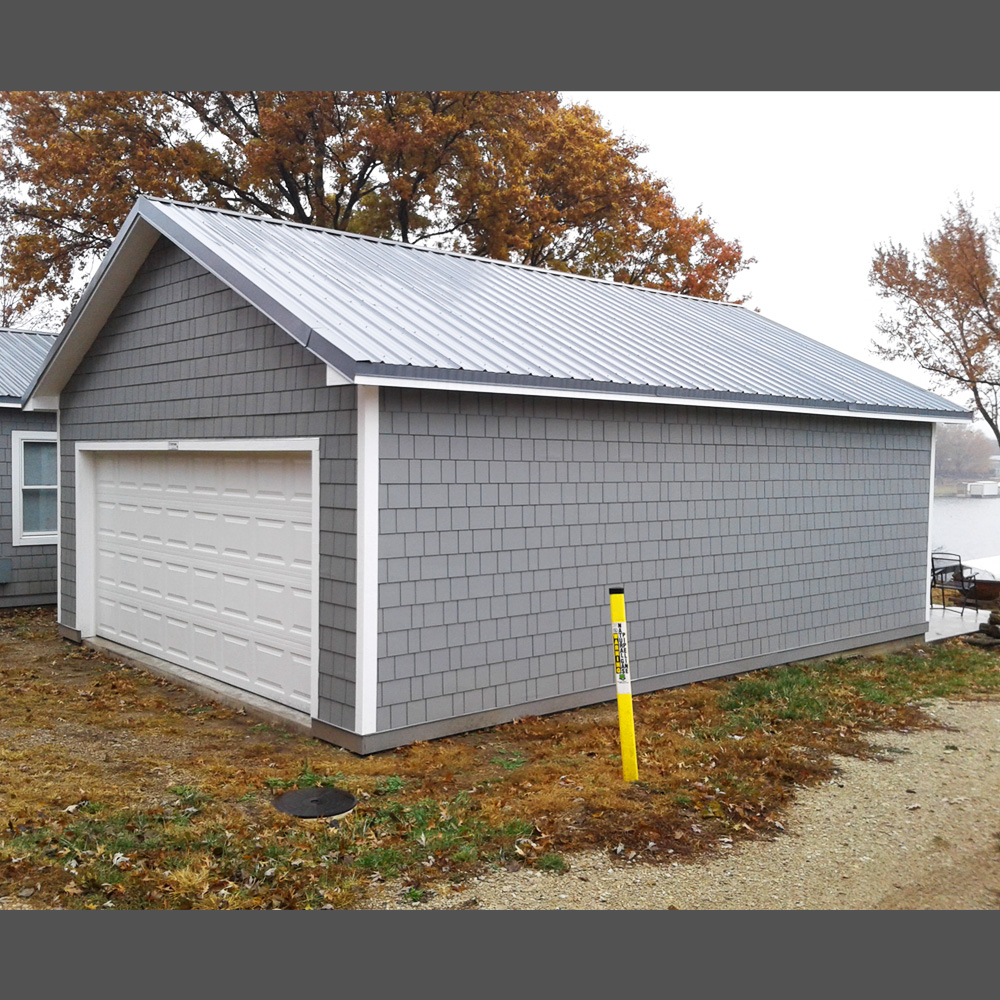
[74,438,321,720]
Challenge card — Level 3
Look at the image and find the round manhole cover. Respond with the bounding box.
[272,787,357,819]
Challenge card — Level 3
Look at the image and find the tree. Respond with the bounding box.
[1,238,60,330]
[870,199,1000,449]
[933,422,996,480]
[0,91,752,320]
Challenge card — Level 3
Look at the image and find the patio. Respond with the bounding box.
[925,603,992,643]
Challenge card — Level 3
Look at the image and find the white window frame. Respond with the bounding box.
[11,430,58,546]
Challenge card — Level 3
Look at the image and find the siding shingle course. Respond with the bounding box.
[374,386,931,734]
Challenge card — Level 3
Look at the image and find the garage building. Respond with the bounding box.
[25,197,969,751]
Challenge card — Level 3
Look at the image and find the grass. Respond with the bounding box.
[263,764,347,792]
[168,785,212,808]
[535,853,568,872]
[2,605,1000,909]
[490,753,527,771]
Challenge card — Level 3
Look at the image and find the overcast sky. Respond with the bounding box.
[562,91,1000,414]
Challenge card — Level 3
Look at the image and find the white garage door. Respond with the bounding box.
[92,450,313,711]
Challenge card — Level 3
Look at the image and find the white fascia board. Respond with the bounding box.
[926,411,976,424]
[355,373,970,424]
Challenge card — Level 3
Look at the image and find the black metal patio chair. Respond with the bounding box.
[931,552,980,615]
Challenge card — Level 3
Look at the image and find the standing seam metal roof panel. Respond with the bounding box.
[119,199,969,415]
[0,329,58,399]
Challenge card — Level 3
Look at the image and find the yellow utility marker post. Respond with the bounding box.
[608,587,639,782]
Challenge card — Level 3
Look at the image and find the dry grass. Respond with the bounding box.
[3,605,1000,909]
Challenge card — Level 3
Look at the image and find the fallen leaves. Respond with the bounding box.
[3,606,1000,910]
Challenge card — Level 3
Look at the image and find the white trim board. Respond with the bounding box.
[354,385,380,736]
[10,429,58,547]
[72,438,319,453]
[352,373,971,425]
[926,423,937,626]
[22,395,58,412]
[56,406,62,624]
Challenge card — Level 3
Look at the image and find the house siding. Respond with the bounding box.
[56,238,358,729]
[0,409,59,608]
[375,387,931,734]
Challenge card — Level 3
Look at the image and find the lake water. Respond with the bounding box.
[931,495,1000,560]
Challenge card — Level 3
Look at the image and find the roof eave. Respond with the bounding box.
[352,363,973,423]
[20,195,973,423]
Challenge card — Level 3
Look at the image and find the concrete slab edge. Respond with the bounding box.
[84,637,313,736]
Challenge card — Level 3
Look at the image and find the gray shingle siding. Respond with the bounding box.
[0,409,58,608]
[375,387,931,733]
[57,238,358,729]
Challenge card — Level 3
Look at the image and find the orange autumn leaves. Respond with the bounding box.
[0,91,751,320]
[871,199,1000,447]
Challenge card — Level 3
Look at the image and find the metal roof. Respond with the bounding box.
[0,328,57,401]
[29,197,970,420]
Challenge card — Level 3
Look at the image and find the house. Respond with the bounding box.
[1,327,58,608]
[24,197,971,752]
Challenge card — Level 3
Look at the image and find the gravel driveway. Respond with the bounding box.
[366,695,1000,910]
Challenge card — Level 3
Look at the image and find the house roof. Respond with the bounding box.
[0,328,57,404]
[27,197,970,421]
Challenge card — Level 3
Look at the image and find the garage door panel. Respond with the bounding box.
[92,450,313,711]
[139,606,166,654]
[191,567,218,612]
[191,622,220,672]
[164,561,191,607]
[164,615,192,660]
[140,556,164,597]
[112,599,141,642]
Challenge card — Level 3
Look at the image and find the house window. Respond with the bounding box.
[12,430,58,546]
